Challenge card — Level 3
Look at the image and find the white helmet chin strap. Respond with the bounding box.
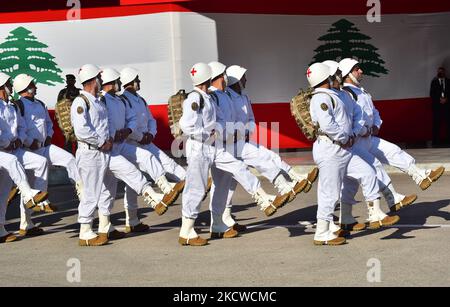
[335,75,342,84]
[349,73,360,86]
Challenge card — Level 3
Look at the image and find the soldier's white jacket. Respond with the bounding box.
[209,86,236,139]
[332,88,366,137]
[226,87,256,134]
[310,88,351,145]
[343,83,383,130]
[20,97,53,147]
[101,91,137,140]
[0,98,27,149]
[122,89,157,142]
[71,90,109,148]
[179,88,218,139]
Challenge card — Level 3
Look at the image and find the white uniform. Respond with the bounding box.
[209,86,288,229]
[179,88,261,227]
[99,90,166,213]
[19,97,80,184]
[122,89,185,180]
[332,89,380,206]
[0,98,49,231]
[71,91,151,229]
[310,88,352,224]
[121,89,186,211]
[343,83,427,188]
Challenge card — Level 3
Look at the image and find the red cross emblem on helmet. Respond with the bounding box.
[191,68,197,76]
[306,68,312,78]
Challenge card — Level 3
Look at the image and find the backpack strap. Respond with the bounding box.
[12,99,25,117]
[312,92,336,109]
[210,92,219,106]
[190,90,205,111]
[78,94,91,111]
[342,86,358,101]
[119,95,132,108]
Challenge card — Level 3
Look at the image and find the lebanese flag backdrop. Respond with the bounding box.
[0,0,449,149]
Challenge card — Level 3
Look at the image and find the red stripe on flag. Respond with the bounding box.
[49,97,438,150]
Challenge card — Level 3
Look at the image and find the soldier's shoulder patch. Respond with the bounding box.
[191,102,199,111]
[77,106,84,114]
[320,103,329,111]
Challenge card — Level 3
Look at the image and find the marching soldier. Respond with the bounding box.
[208,61,305,236]
[0,72,51,237]
[338,58,445,195]
[99,68,183,234]
[13,74,83,213]
[119,67,186,230]
[216,64,319,230]
[322,60,401,232]
[72,64,176,246]
[178,63,289,246]
[306,62,352,246]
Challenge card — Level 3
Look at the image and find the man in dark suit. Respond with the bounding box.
[430,67,450,147]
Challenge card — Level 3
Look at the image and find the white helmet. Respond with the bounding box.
[226,65,247,86]
[120,67,139,86]
[78,64,102,84]
[208,61,227,80]
[322,60,339,76]
[190,63,211,86]
[101,68,120,84]
[13,74,35,93]
[306,63,330,88]
[0,72,11,88]
[339,58,359,78]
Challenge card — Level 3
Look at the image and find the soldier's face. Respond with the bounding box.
[241,74,247,88]
[352,66,364,81]
[27,82,37,96]
[67,79,76,87]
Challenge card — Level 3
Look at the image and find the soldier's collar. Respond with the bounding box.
[124,88,137,97]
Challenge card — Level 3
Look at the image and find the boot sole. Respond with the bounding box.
[368,215,400,230]
[390,194,418,212]
[273,193,290,209]
[210,230,239,239]
[78,238,109,247]
[178,237,208,246]
[340,223,367,232]
[303,167,319,193]
[313,238,346,246]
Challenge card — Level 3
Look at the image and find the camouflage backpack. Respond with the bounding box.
[167,89,204,138]
[55,97,77,142]
[54,94,91,143]
[290,88,318,141]
[290,88,336,141]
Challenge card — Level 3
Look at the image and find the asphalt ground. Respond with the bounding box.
[1,172,449,287]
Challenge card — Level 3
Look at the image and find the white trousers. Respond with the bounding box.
[31,145,80,183]
[313,139,352,222]
[354,136,415,190]
[12,148,48,192]
[209,140,282,214]
[182,139,260,219]
[123,142,186,210]
[0,151,35,225]
[76,148,149,224]
[341,148,381,205]
[0,169,13,225]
